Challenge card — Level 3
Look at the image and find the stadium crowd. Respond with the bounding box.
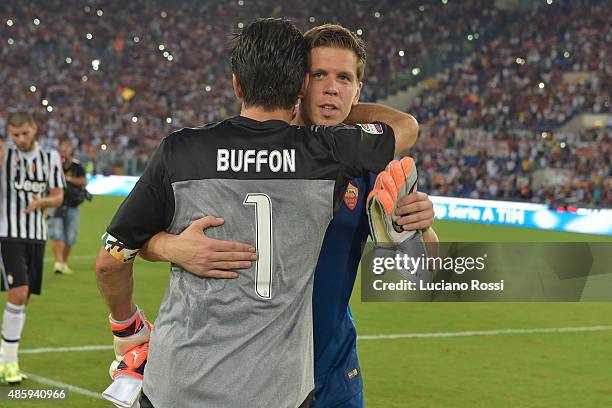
[408,0,611,208]
[0,0,610,207]
[0,0,493,160]
[409,0,611,131]
[414,126,612,208]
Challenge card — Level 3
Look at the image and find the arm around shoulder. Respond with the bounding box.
[345,102,419,155]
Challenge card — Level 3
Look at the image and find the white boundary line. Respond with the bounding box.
[19,325,612,355]
[357,325,612,340]
[16,325,612,401]
[21,345,113,354]
[21,371,104,400]
[43,254,96,262]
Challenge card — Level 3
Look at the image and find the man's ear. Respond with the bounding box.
[353,81,363,106]
[298,74,310,100]
[232,73,243,99]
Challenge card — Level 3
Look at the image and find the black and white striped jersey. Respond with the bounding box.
[0,141,65,242]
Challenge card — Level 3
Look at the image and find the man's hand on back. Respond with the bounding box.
[140,216,257,279]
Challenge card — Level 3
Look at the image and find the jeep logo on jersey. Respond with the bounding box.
[344,182,359,210]
[13,179,47,194]
[357,123,384,134]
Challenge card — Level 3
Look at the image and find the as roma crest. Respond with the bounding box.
[343,182,359,210]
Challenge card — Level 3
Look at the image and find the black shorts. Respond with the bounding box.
[0,240,46,295]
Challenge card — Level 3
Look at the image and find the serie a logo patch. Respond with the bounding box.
[344,182,359,210]
[357,123,384,134]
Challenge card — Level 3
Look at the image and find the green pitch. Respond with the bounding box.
[3,196,611,407]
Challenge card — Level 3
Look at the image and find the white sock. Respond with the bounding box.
[1,302,26,363]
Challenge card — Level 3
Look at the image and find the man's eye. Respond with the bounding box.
[313,73,323,78]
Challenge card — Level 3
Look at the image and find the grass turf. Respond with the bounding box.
[2,195,610,407]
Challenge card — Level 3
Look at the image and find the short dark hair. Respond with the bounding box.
[8,111,35,128]
[304,24,367,81]
[230,18,307,111]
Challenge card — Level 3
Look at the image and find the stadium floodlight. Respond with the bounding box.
[309,17,315,23]
[467,34,474,41]
[161,11,168,18]
[30,85,36,92]
[97,10,104,17]
[546,0,553,4]
[84,6,91,12]
[92,59,101,70]
[82,75,88,82]
[101,144,107,151]
[163,51,169,58]
[42,99,49,106]
[7,38,14,45]
[86,33,93,40]
[238,22,244,28]
[356,29,363,36]
[538,82,545,89]
[419,5,425,11]
[167,55,174,61]
[205,85,212,92]
[166,117,172,124]
[66,57,72,64]
[47,106,53,112]
[398,50,405,57]
[133,36,140,43]
[374,11,381,18]
[442,0,448,4]
[563,51,570,58]
[412,67,421,76]
[158,44,165,51]
[33,18,40,25]
[6,19,14,26]
[131,116,138,123]
[238,1,244,6]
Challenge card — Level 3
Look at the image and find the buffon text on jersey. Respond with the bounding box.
[217,149,296,173]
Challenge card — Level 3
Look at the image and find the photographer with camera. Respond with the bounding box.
[48,140,89,275]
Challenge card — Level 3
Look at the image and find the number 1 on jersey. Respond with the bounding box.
[243,194,273,299]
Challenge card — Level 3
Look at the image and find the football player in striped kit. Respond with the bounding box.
[0,112,65,384]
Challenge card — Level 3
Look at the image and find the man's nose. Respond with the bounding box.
[323,79,339,96]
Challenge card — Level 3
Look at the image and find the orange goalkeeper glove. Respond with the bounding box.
[109,342,149,381]
[109,306,152,361]
[367,156,418,245]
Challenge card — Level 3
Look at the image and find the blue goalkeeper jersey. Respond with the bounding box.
[312,172,376,407]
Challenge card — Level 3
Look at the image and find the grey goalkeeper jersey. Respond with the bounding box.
[105,116,395,408]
